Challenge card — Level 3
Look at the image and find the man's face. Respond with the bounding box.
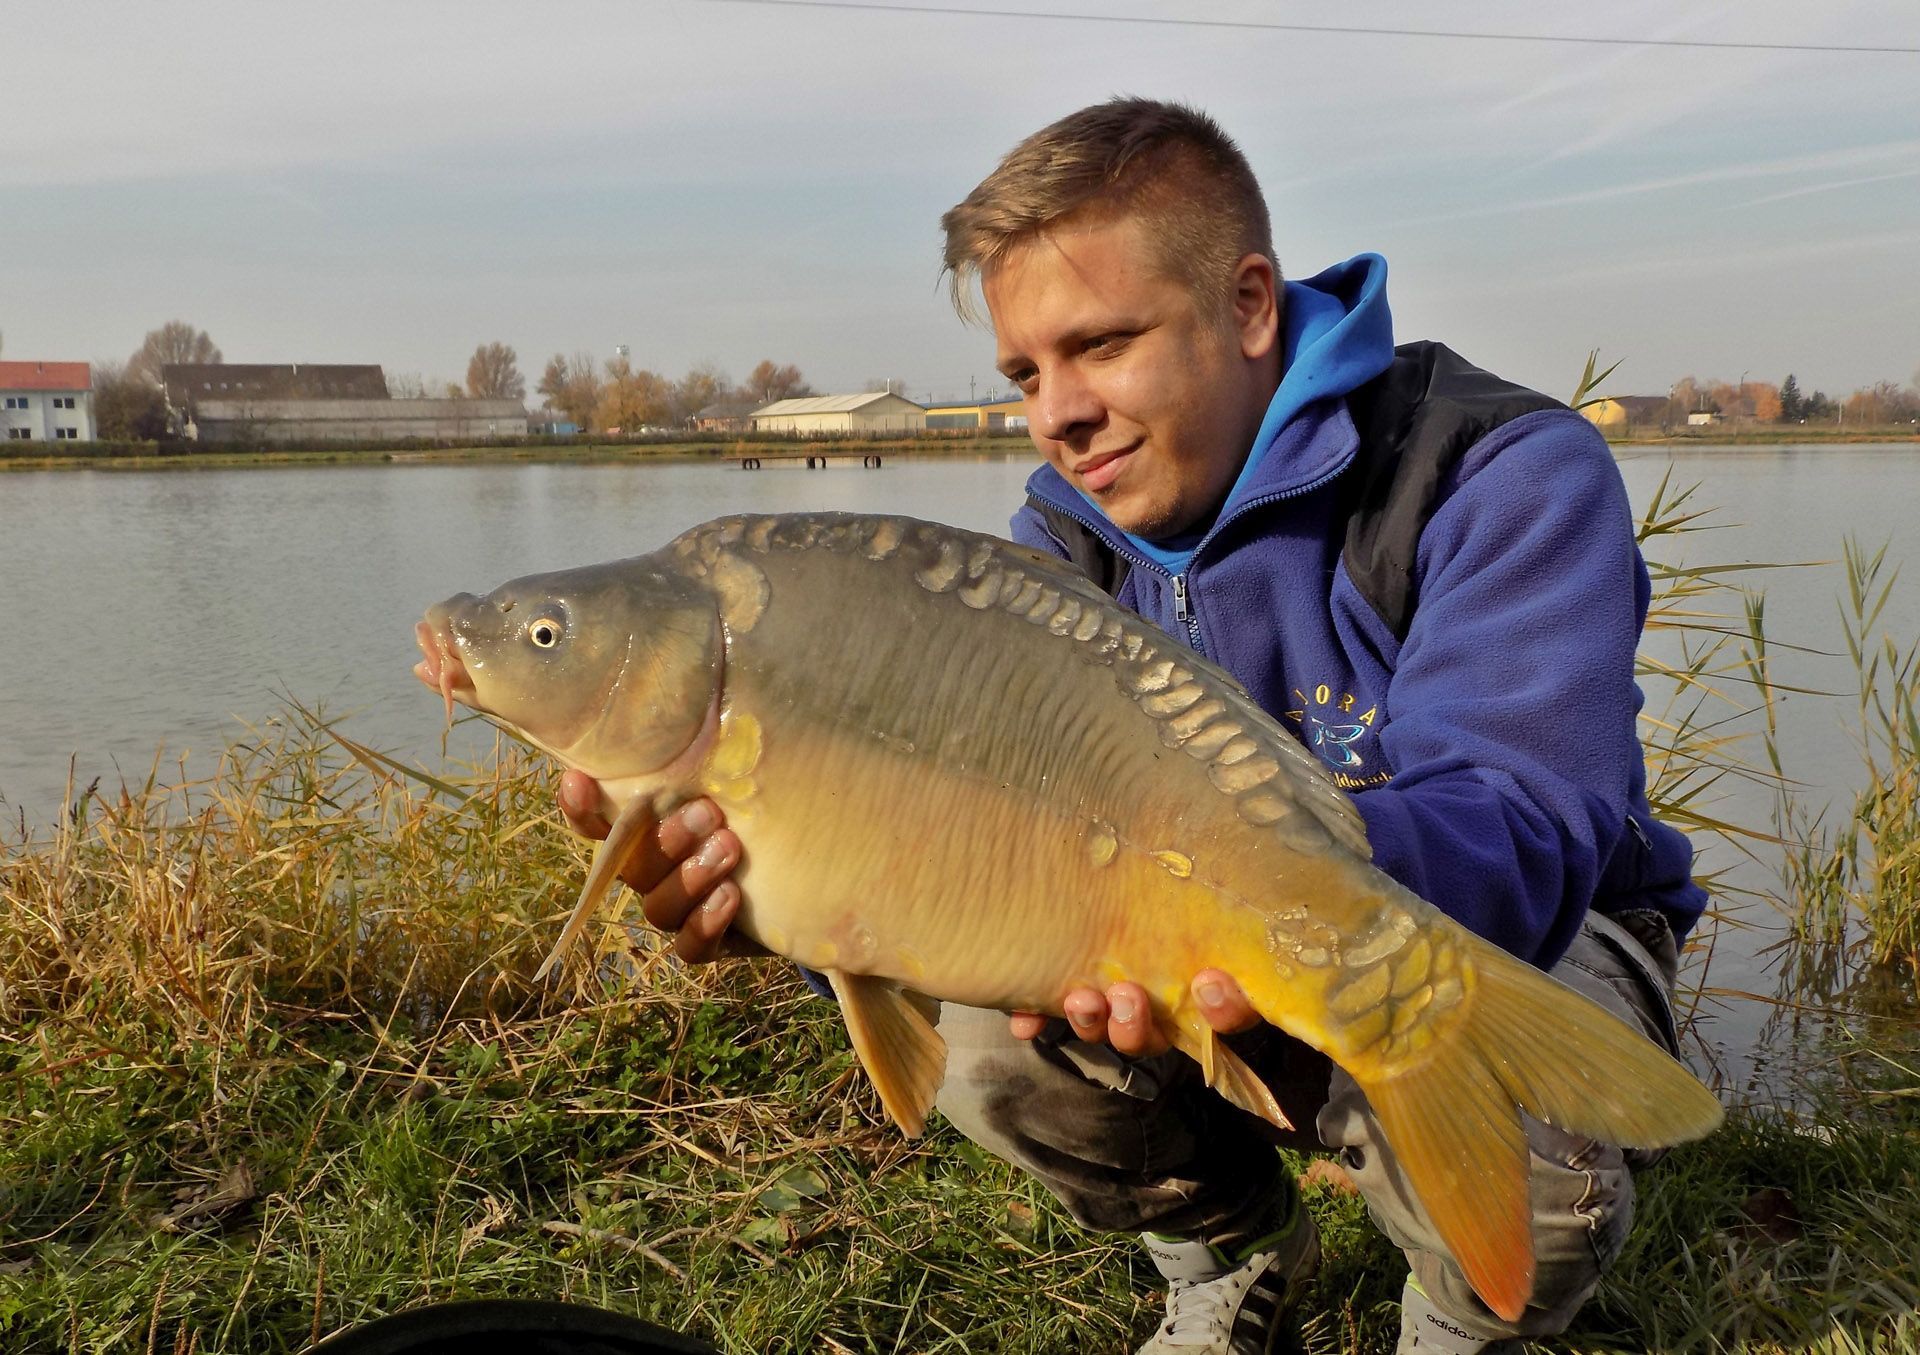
[985,213,1279,539]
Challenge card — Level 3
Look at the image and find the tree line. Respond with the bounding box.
[79,324,821,440]
[1667,370,1920,428]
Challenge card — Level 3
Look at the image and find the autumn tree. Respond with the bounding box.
[537,352,605,430]
[741,359,811,404]
[128,322,221,385]
[669,362,731,426]
[595,356,672,433]
[1778,374,1803,423]
[466,342,525,401]
[1748,382,1782,424]
[91,360,170,440]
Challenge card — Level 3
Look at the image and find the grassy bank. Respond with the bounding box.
[2,717,1915,1354]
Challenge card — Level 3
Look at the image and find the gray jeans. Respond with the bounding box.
[933,911,1682,1342]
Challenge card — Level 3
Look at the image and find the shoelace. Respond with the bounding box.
[1153,1271,1253,1346]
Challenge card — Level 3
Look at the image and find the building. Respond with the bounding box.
[924,394,1027,433]
[188,398,528,445]
[160,363,526,444]
[1580,395,1671,436]
[162,363,389,414]
[0,361,95,444]
[750,392,926,435]
[693,397,759,433]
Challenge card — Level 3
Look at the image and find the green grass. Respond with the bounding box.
[4,469,1919,1351]
[3,708,1916,1353]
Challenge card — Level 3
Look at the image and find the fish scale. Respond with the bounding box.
[417,509,1723,1325]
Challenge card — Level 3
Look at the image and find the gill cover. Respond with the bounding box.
[430,554,723,781]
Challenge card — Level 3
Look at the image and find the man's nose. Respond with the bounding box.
[1031,363,1103,442]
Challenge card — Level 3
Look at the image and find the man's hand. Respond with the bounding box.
[557,769,762,963]
[1009,971,1260,1054]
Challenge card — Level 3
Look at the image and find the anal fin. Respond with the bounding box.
[827,970,948,1137]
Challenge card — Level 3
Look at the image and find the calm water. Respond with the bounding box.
[3,446,1916,1087]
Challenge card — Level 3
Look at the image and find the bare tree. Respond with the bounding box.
[386,371,428,399]
[128,322,222,385]
[91,359,169,440]
[466,342,526,401]
[670,362,731,426]
[537,352,605,430]
[741,359,811,404]
[863,377,911,395]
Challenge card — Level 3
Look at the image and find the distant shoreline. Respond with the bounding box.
[0,437,1039,473]
[1,428,1914,473]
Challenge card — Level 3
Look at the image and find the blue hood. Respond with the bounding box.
[1104,252,1396,573]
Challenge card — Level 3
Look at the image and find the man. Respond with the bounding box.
[560,98,1705,1354]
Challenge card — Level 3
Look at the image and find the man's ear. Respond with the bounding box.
[1229,253,1281,362]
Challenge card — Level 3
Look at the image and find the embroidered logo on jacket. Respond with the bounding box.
[1286,683,1392,790]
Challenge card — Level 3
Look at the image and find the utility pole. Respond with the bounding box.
[970,375,976,402]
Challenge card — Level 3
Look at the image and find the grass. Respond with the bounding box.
[1774,540,1920,986]
[3,475,1918,1351]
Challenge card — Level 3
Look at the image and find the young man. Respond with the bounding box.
[561,98,1705,1354]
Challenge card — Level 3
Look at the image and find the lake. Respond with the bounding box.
[3,446,1916,1088]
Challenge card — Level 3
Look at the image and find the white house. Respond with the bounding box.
[0,361,95,444]
[750,391,926,434]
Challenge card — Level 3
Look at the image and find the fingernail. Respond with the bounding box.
[1109,994,1136,1023]
[699,887,732,917]
[695,836,733,871]
[681,801,717,837]
[1068,1008,1096,1027]
[1197,980,1224,1008]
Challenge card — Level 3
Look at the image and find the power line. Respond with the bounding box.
[703,0,1920,56]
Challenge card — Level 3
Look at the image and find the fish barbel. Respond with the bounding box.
[413,511,1721,1322]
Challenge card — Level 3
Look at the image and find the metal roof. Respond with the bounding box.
[752,392,925,417]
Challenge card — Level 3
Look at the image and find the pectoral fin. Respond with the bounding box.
[534,794,655,982]
[1170,1021,1294,1133]
[827,970,947,1137]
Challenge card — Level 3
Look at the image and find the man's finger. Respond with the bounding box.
[1105,981,1169,1057]
[1008,1011,1051,1041]
[673,881,741,964]
[619,799,722,894]
[558,769,611,840]
[1191,970,1261,1034]
[640,828,740,932]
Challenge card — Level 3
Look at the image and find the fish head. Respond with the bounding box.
[414,555,722,782]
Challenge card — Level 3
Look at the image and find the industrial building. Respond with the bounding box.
[162,363,526,444]
[187,397,528,445]
[750,391,926,435]
[0,361,95,444]
[924,394,1027,432]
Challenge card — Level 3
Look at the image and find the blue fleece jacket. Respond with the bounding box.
[1013,253,1706,968]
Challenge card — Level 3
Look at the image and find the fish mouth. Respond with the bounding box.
[413,618,473,723]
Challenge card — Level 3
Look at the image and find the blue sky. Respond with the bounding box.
[5,0,1917,404]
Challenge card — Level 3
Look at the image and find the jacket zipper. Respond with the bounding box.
[1034,457,1351,661]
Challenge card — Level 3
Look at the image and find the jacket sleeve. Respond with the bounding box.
[1349,411,1647,968]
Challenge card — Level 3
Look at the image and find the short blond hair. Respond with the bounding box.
[941,97,1276,324]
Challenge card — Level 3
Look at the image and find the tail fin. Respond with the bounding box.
[1353,944,1723,1324]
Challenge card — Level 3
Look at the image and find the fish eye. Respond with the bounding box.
[528,617,564,649]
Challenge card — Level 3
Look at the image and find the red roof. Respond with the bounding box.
[0,361,93,392]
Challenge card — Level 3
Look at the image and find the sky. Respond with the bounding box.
[5,0,1918,406]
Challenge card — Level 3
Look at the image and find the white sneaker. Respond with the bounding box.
[1135,1209,1321,1353]
[1395,1276,1525,1353]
